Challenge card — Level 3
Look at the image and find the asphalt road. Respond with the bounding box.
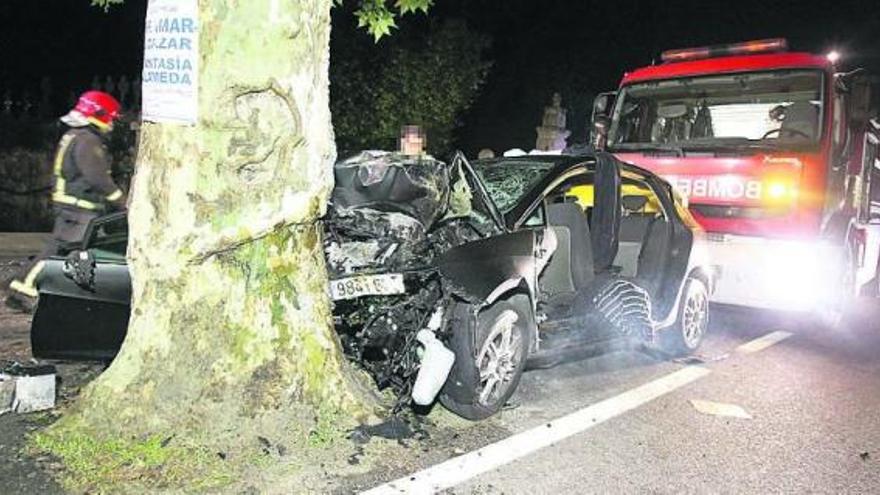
[362,303,880,495]
[3,243,878,494]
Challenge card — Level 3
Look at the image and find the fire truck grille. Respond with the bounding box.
[691,204,790,220]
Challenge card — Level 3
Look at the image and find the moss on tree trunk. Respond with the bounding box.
[46,0,378,462]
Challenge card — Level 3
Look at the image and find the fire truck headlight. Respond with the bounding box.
[763,180,798,206]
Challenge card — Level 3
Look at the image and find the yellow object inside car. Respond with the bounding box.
[567,183,661,213]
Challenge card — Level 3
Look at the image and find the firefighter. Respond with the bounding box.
[5,90,127,312]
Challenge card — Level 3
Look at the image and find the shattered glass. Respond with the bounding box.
[472,161,554,213]
[442,163,474,221]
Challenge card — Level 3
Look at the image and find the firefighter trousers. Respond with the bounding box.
[8,207,99,299]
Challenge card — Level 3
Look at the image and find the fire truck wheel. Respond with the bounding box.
[440,295,531,421]
[661,277,709,356]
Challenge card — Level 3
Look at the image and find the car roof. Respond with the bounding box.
[473,152,668,187]
[473,153,587,170]
[472,152,673,229]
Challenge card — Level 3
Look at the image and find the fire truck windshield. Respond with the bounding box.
[608,69,824,151]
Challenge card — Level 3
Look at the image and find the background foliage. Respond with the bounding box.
[331,16,491,157]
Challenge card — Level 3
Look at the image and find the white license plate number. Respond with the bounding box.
[329,273,405,301]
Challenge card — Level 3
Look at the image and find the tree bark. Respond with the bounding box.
[61,0,376,440]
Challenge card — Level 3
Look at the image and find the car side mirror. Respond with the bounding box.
[592,114,611,151]
[590,92,617,151]
[837,69,871,123]
[592,92,616,116]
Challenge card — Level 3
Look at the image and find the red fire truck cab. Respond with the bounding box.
[593,39,879,314]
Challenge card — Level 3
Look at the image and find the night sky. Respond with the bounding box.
[1,0,878,154]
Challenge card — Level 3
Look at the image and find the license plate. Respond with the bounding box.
[329,273,405,301]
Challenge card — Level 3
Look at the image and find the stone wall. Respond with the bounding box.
[0,149,53,232]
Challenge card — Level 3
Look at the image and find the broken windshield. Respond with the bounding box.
[472,160,556,213]
[608,69,824,151]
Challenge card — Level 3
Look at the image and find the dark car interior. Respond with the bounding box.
[81,212,128,261]
[536,166,673,314]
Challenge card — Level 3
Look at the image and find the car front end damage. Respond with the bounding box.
[324,151,543,410]
[25,151,712,419]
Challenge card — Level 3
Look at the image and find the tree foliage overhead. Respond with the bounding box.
[348,0,433,40]
[93,0,433,41]
[92,0,481,156]
[331,17,491,156]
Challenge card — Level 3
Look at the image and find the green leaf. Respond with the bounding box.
[350,0,432,41]
[354,0,398,41]
[368,16,397,41]
[395,0,433,15]
[90,0,123,12]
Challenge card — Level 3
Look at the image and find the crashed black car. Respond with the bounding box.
[324,151,712,418]
[31,150,713,420]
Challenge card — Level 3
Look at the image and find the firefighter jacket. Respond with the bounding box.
[51,127,126,212]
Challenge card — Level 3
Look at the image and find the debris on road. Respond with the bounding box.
[689,399,752,419]
[860,451,871,461]
[0,362,56,414]
[349,415,426,444]
[673,353,729,365]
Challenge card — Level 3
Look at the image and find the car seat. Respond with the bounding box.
[541,202,595,296]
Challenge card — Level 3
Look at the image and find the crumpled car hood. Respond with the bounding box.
[331,151,452,230]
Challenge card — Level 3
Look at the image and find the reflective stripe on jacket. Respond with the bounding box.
[51,128,125,211]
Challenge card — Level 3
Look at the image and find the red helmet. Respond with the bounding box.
[61,90,121,129]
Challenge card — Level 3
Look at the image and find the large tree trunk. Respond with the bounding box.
[60,0,376,441]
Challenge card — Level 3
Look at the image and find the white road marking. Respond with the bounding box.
[361,366,711,495]
[690,399,753,419]
[736,330,792,354]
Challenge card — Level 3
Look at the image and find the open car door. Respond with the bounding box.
[31,212,131,361]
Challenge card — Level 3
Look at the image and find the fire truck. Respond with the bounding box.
[591,39,880,315]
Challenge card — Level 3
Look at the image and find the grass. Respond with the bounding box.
[308,405,347,447]
[27,406,363,493]
[30,429,235,493]
[26,404,483,494]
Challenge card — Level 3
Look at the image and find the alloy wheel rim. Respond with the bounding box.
[682,284,708,348]
[476,310,522,406]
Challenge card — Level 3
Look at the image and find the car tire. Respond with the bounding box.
[660,277,709,356]
[439,294,532,421]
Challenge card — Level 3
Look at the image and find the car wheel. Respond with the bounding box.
[661,277,709,356]
[440,295,531,420]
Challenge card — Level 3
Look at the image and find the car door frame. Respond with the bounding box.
[31,212,131,361]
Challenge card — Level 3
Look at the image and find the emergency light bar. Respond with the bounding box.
[661,38,788,63]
